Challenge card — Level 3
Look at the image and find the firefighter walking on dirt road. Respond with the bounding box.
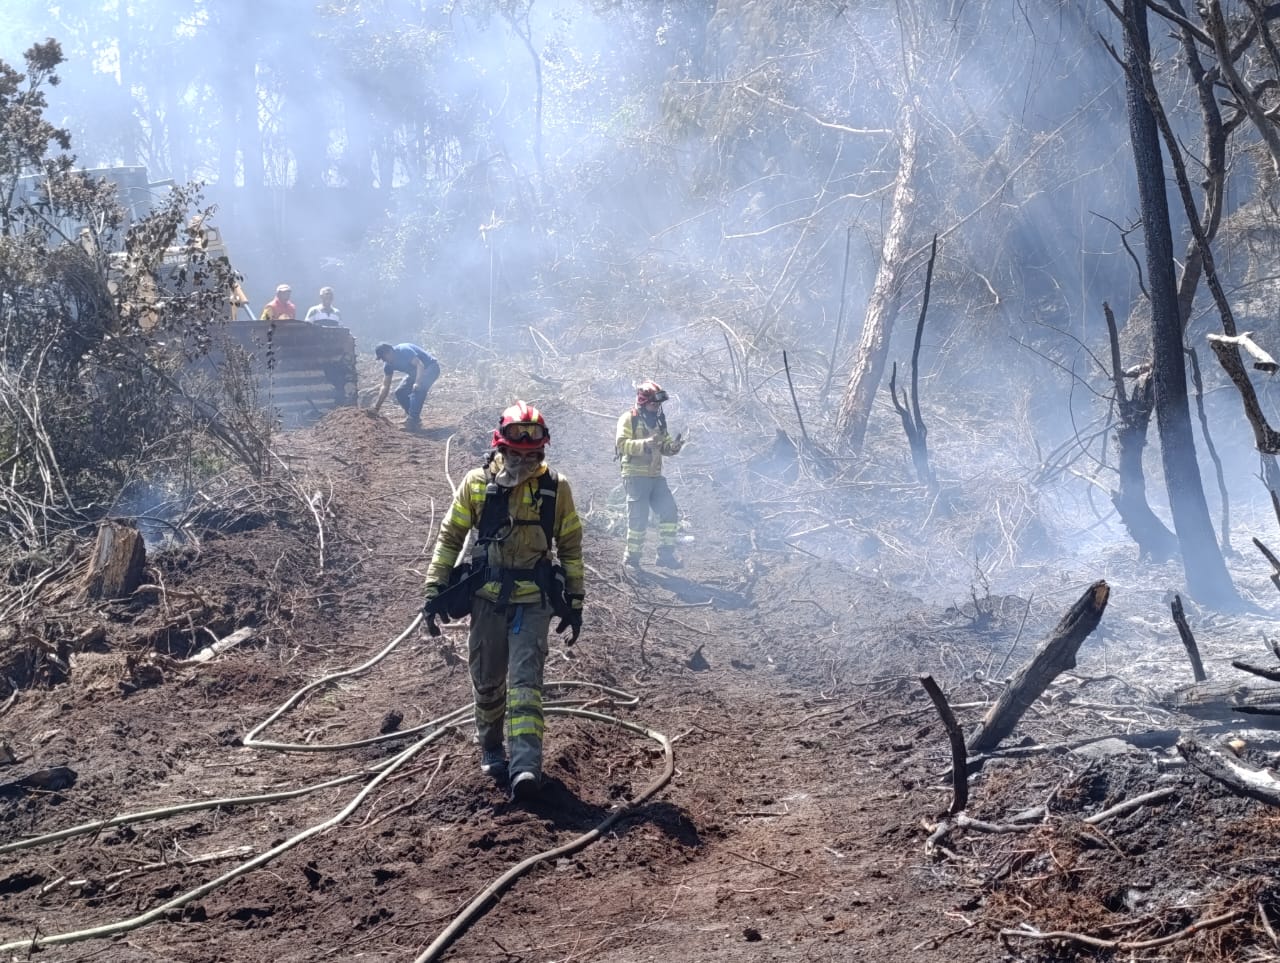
[420,402,585,802]
[616,380,685,569]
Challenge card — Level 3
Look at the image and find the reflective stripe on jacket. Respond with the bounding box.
[616,408,677,477]
[426,463,584,602]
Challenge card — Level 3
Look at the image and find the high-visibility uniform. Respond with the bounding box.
[426,462,584,780]
[615,408,681,560]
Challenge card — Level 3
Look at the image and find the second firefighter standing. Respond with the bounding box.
[616,380,685,569]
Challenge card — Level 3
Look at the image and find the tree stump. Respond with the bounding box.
[83,521,146,600]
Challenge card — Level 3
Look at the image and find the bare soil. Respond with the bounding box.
[4,368,1280,963]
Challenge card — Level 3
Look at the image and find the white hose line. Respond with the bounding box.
[242,614,428,753]
[0,612,473,857]
[0,608,666,958]
[414,706,675,963]
[0,723,450,954]
[0,769,369,856]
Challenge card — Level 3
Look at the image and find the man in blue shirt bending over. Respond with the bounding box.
[372,342,441,429]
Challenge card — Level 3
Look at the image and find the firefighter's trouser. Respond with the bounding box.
[468,595,552,778]
[623,475,679,560]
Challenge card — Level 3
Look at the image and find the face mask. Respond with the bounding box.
[493,450,541,487]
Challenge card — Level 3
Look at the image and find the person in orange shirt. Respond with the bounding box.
[259,284,296,320]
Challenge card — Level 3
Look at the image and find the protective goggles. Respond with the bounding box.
[500,421,546,443]
[640,389,669,404]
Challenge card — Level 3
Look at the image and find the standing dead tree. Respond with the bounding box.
[837,100,919,452]
[1103,302,1177,561]
[1119,0,1238,607]
[888,233,937,490]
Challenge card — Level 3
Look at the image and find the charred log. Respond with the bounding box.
[1171,594,1207,682]
[966,580,1110,755]
[1178,736,1280,806]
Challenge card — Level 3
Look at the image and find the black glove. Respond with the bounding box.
[555,594,584,645]
[421,582,450,636]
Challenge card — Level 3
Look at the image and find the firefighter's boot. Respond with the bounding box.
[480,747,508,782]
[655,546,682,569]
[510,770,541,802]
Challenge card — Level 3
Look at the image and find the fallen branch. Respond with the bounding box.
[43,846,255,895]
[307,489,327,572]
[1000,909,1247,951]
[965,729,1180,768]
[185,627,256,664]
[1082,786,1177,825]
[1178,736,1280,806]
[924,809,1045,857]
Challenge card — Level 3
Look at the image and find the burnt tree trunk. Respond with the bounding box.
[83,521,146,600]
[1207,334,1280,493]
[1104,303,1177,561]
[1123,0,1239,608]
[837,102,918,452]
[967,581,1110,755]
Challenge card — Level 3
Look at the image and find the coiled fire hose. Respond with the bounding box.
[0,613,674,961]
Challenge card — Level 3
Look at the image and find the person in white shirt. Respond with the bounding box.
[304,286,342,327]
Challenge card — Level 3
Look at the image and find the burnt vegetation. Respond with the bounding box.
[9,3,1280,962]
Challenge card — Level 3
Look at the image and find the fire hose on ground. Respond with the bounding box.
[0,613,675,960]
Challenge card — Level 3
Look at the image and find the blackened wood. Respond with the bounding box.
[1233,660,1280,683]
[1253,536,1280,593]
[966,581,1110,754]
[920,675,967,814]
[1104,303,1177,562]
[1178,736,1280,806]
[1171,594,1207,682]
[1163,678,1280,728]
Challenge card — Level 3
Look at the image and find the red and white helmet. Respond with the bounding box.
[492,401,549,452]
[636,380,668,407]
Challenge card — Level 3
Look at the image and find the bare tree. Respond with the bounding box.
[836,99,919,451]
[1122,0,1239,607]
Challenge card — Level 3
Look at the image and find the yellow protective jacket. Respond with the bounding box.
[426,462,584,604]
[616,408,680,478]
